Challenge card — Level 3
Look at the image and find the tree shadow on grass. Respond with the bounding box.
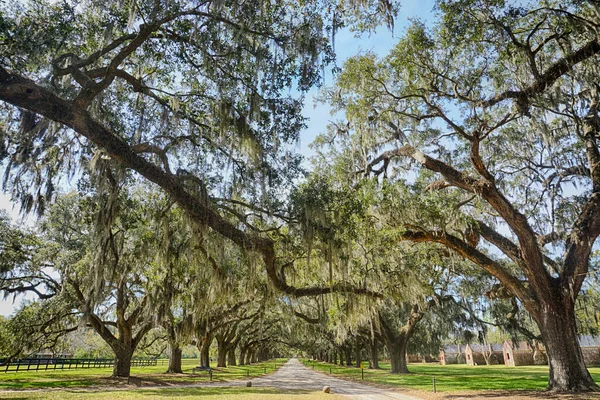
[61,387,318,397]
[443,390,600,399]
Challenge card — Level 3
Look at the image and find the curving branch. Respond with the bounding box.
[0,68,382,299]
[474,220,523,266]
[563,96,600,293]
[368,145,551,301]
[400,229,536,311]
[482,39,600,109]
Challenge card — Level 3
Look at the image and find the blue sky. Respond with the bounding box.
[0,0,437,316]
[299,0,436,159]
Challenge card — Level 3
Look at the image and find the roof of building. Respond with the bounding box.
[579,335,600,347]
[467,343,504,352]
[441,345,463,353]
[504,340,534,351]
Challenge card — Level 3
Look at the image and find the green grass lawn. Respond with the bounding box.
[0,358,288,390]
[301,359,600,392]
[0,386,343,400]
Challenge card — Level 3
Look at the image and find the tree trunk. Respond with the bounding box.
[246,349,253,365]
[355,338,362,368]
[113,347,134,377]
[199,335,212,368]
[536,298,598,392]
[388,340,409,374]
[227,348,237,366]
[369,339,380,369]
[339,349,345,366]
[345,347,352,366]
[217,339,227,367]
[166,344,183,373]
[239,346,247,365]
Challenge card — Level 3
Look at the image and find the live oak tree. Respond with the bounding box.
[0,298,79,360]
[42,188,164,377]
[148,206,194,374]
[321,0,600,391]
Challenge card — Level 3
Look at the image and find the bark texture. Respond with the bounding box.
[167,345,183,374]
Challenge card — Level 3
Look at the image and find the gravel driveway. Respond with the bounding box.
[247,358,423,400]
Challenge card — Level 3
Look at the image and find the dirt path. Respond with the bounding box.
[246,358,423,399]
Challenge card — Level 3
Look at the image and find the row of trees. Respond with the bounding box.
[1,0,600,392]
[0,185,283,377]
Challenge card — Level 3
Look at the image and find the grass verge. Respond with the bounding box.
[300,359,600,393]
[0,358,288,390]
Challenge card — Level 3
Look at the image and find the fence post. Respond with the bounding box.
[361,367,364,380]
[329,367,332,374]
[433,377,437,393]
[209,369,213,382]
[26,359,31,371]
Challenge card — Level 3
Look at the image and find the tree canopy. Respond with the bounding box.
[2,0,600,394]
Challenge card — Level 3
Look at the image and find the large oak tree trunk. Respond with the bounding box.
[113,346,134,378]
[535,296,598,392]
[167,344,183,373]
[387,340,409,374]
[239,346,247,365]
[227,348,237,366]
[345,347,352,366]
[199,335,212,368]
[216,340,227,368]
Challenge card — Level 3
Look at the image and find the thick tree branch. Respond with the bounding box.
[400,229,536,310]
[563,96,600,293]
[482,39,600,108]
[0,67,381,299]
[371,145,551,296]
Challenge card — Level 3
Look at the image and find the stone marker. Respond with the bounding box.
[246,381,252,387]
[323,386,331,393]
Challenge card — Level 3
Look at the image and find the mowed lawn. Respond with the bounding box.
[0,387,343,400]
[0,358,288,390]
[301,359,600,392]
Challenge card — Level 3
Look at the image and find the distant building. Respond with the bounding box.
[406,353,437,363]
[503,340,547,366]
[439,344,466,365]
[31,351,73,359]
[579,335,600,366]
[465,343,504,365]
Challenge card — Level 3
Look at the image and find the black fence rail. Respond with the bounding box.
[1,357,158,373]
